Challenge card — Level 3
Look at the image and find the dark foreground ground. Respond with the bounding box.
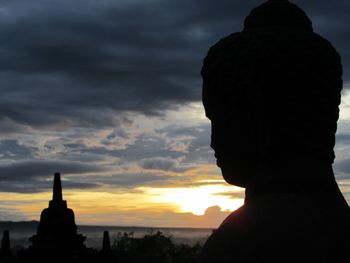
[1,229,203,263]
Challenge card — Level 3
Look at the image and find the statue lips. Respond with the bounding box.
[214,153,221,167]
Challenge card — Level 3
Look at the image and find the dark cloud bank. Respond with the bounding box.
[0,159,102,193]
[0,0,349,128]
[0,0,349,194]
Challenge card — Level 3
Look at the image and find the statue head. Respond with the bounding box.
[201,0,343,187]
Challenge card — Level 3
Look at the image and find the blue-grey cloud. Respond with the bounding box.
[0,179,100,194]
[104,172,174,188]
[0,140,35,160]
[141,157,178,171]
[156,124,214,163]
[0,0,349,198]
[0,158,102,193]
[0,0,348,128]
[0,159,104,181]
[336,134,350,144]
[334,159,350,179]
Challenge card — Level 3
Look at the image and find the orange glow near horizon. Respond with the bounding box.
[0,182,245,227]
[143,184,244,216]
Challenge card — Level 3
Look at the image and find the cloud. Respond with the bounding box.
[213,191,245,199]
[155,124,214,164]
[0,0,349,221]
[0,207,28,221]
[338,180,350,203]
[0,0,201,127]
[0,140,34,160]
[77,205,232,228]
[334,159,350,180]
[77,122,212,166]
[110,172,172,188]
[0,159,104,181]
[141,156,199,173]
[0,121,215,192]
[0,159,103,193]
[0,0,348,129]
[141,157,178,171]
[0,180,100,194]
[336,134,350,144]
[0,117,31,135]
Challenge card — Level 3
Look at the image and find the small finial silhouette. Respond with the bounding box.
[102,231,111,252]
[53,172,63,202]
[1,230,11,254]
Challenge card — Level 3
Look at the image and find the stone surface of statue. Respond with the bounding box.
[201,0,350,262]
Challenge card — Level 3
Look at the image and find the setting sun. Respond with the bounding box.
[145,184,244,216]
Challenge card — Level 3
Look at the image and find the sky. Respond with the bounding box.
[0,0,349,228]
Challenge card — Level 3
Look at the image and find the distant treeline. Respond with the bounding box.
[1,230,202,263]
[111,230,202,263]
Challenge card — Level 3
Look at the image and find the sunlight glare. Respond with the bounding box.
[145,184,244,216]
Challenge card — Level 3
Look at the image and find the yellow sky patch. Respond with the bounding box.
[0,181,244,227]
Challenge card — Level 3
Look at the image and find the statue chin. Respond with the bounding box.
[219,162,251,188]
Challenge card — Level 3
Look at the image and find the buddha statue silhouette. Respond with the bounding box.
[201,0,350,262]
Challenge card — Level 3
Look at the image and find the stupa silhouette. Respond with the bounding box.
[1,230,11,256]
[0,230,16,263]
[21,173,92,262]
[98,231,116,262]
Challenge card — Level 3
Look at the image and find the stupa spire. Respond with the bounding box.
[1,230,10,253]
[53,172,63,202]
[102,231,111,252]
[26,173,87,261]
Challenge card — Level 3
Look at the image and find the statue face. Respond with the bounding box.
[209,106,259,188]
[202,0,342,189]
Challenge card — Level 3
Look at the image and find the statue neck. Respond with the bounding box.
[244,161,343,202]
